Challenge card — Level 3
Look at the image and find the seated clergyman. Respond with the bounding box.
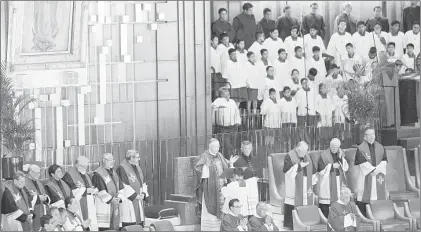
[248,202,279,231]
[328,187,361,231]
[221,199,249,231]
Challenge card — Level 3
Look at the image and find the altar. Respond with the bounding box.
[399,73,420,125]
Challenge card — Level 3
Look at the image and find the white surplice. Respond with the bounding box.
[223,59,247,89]
[303,34,326,59]
[263,37,286,62]
[248,41,265,61]
[295,88,316,116]
[289,56,306,80]
[306,56,327,82]
[284,36,304,62]
[352,32,374,58]
[315,94,335,127]
[217,43,235,76]
[327,32,353,67]
[260,98,281,128]
[210,46,222,73]
[272,59,291,90]
[357,160,387,201]
[388,31,406,58]
[404,30,420,56]
[279,97,298,124]
[371,31,389,55]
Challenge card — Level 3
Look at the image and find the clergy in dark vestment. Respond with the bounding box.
[39,214,57,232]
[92,153,125,231]
[248,202,279,231]
[276,5,300,41]
[328,187,361,231]
[233,3,257,49]
[317,138,349,218]
[212,8,235,42]
[366,6,389,33]
[1,171,35,231]
[62,156,99,230]
[283,141,318,229]
[45,164,73,209]
[302,3,326,39]
[257,8,276,39]
[333,2,357,35]
[221,199,249,231]
[116,150,148,227]
[354,127,387,217]
[403,1,421,32]
[25,164,51,231]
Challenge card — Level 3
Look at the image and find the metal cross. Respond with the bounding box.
[343,210,348,215]
[377,176,384,184]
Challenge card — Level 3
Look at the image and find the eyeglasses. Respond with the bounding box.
[132,156,140,159]
[233,205,242,208]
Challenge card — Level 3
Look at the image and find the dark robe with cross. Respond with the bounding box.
[1,183,35,231]
[24,176,50,231]
[328,201,361,231]
[354,140,387,203]
[45,178,73,208]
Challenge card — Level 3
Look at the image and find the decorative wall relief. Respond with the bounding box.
[7,1,88,72]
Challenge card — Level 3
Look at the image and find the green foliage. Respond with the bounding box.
[326,53,397,125]
[1,61,36,157]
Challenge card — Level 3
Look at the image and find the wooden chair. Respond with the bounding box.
[404,198,420,230]
[355,203,380,231]
[292,205,328,231]
[367,200,414,231]
[149,220,175,231]
[384,147,420,201]
[121,225,144,231]
[267,152,288,214]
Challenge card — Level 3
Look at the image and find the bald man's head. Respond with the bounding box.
[296,141,309,157]
[330,138,341,153]
[256,202,269,217]
[340,186,352,204]
[28,164,41,180]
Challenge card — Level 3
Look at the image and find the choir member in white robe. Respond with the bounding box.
[222,168,254,216]
[371,22,389,56]
[402,43,417,74]
[404,21,420,56]
[327,20,352,68]
[317,138,349,218]
[217,33,235,76]
[388,20,406,58]
[92,153,125,230]
[284,69,302,96]
[260,88,281,129]
[272,48,290,91]
[258,66,278,101]
[362,47,378,82]
[248,32,265,61]
[303,25,326,59]
[315,83,335,127]
[284,25,303,62]
[328,187,361,231]
[195,139,235,231]
[236,39,249,64]
[62,156,98,231]
[279,86,298,127]
[116,150,147,227]
[343,43,363,81]
[283,141,318,229]
[248,202,279,231]
[352,21,374,58]
[210,35,222,74]
[306,68,320,95]
[25,165,51,231]
[245,52,261,114]
[295,78,317,127]
[263,28,285,62]
[354,127,387,217]
[1,171,35,231]
[290,46,306,80]
[306,46,327,83]
[325,65,346,86]
[256,49,273,80]
[333,87,350,124]
[386,42,400,63]
[221,199,249,231]
[224,49,248,105]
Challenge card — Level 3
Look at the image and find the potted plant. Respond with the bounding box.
[324,52,396,144]
[1,61,36,180]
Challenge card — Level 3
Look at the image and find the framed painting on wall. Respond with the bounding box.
[6,1,88,72]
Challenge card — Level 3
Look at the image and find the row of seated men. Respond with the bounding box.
[1,150,148,231]
[268,126,420,231]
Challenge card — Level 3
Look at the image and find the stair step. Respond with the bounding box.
[398,137,420,150]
